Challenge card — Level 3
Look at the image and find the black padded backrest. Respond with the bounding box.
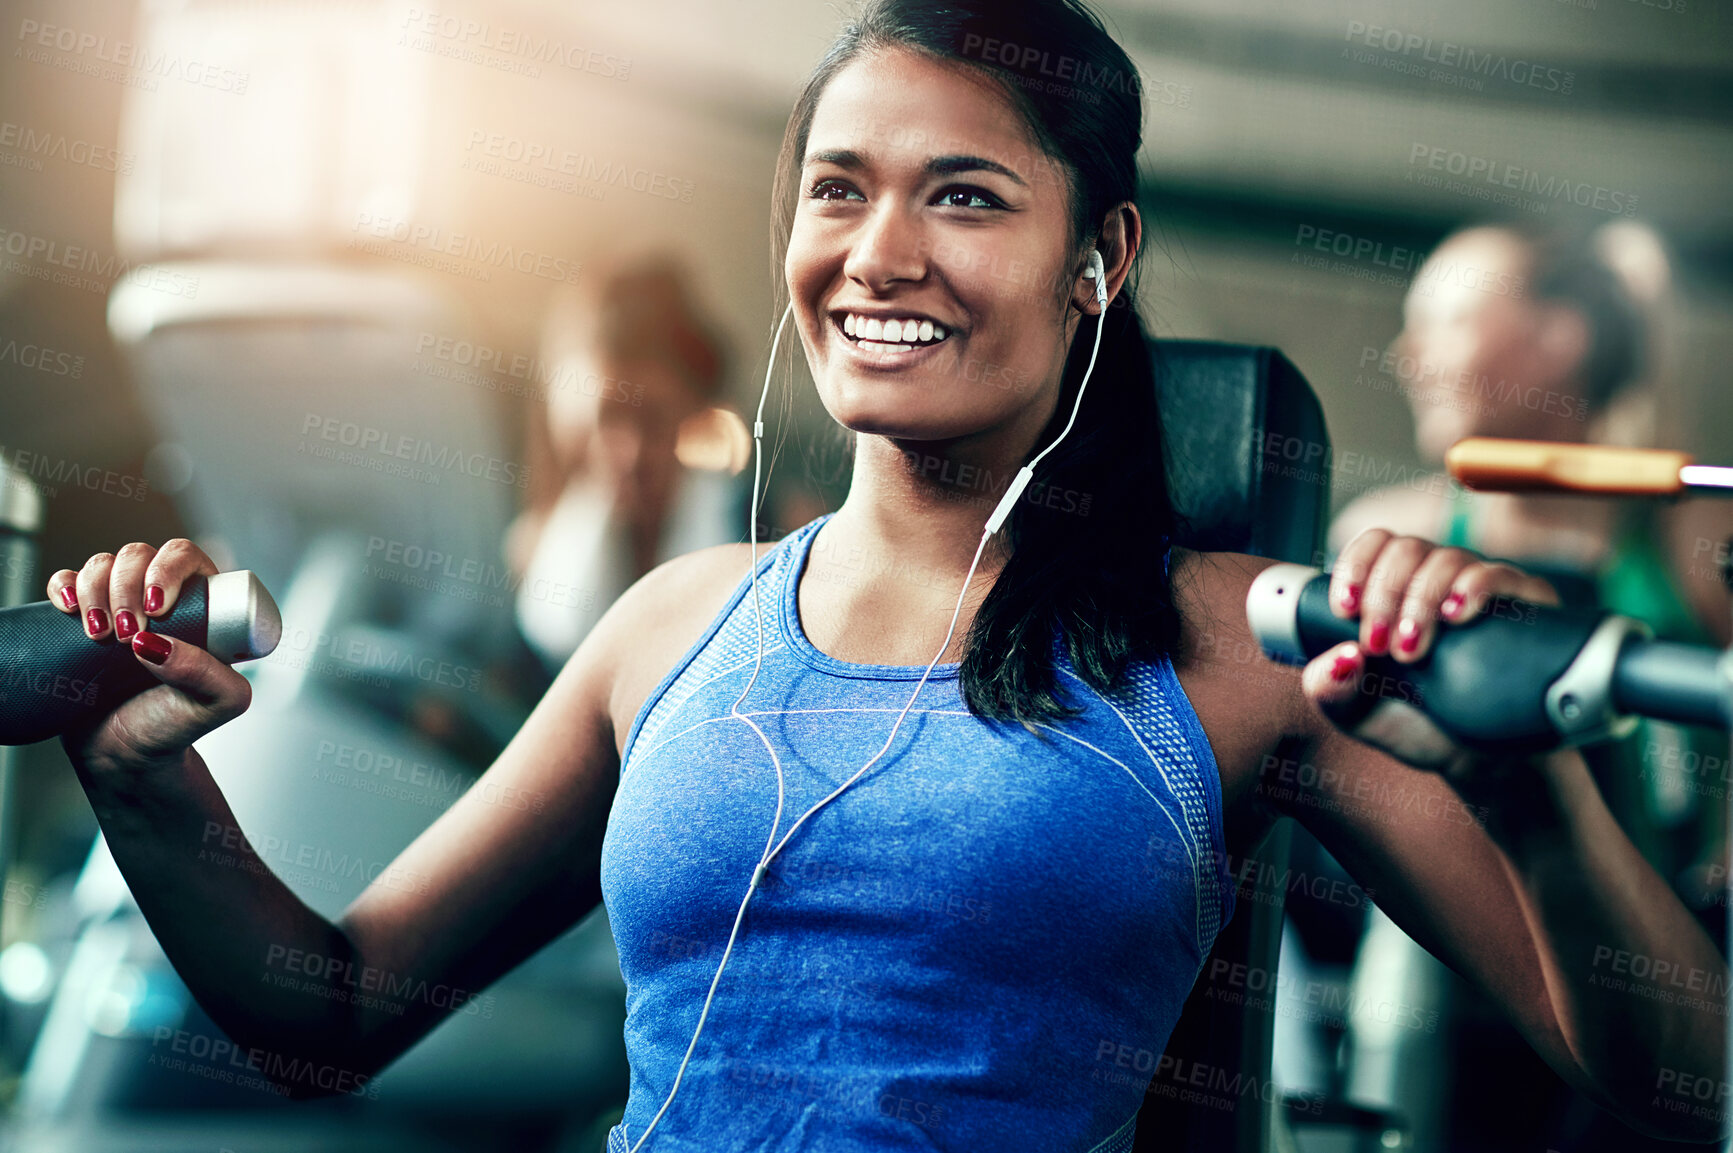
[1135,340,1330,1153]
[1151,340,1329,564]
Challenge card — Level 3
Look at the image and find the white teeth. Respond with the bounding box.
[842,313,950,345]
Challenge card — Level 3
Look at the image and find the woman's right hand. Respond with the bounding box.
[47,540,253,773]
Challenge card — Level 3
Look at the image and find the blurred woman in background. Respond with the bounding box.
[507,257,749,670]
[1332,218,1733,1151]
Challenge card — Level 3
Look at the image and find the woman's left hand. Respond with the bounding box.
[1300,527,1562,779]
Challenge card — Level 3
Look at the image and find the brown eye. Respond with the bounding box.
[935,186,1001,210]
[808,179,863,201]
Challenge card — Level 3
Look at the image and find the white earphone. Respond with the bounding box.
[626,249,1112,1152]
[1084,247,1107,308]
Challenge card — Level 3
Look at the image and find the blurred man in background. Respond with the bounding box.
[1331,218,1732,1151]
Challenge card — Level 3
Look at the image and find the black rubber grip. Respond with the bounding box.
[0,578,209,746]
[1290,573,1606,754]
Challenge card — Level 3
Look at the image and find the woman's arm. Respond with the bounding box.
[1277,722,1726,1140]
[47,537,691,1096]
[1255,529,1730,1140]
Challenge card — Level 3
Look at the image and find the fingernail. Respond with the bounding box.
[1367,619,1389,655]
[1331,652,1359,682]
[115,610,138,641]
[144,585,164,614]
[86,608,108,637]
[1397,619,1420,655]
[59,587,78,610]
[1442,591,1465,618]
[132,631,171,665]
[1339,583,1361,613]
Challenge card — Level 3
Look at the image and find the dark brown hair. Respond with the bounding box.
[770,0,1181,730]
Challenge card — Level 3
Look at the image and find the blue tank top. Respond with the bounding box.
[600,513,1233,1153]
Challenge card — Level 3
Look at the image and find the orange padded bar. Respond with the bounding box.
[1445,437,1692,495]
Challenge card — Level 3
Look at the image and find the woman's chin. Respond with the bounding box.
[817,384,961,439]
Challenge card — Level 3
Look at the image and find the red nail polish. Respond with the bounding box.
[1340,583,1361,613]
[1367,620,1389,654]
[144,585,164,614]
[115,610,138,640]
[86,608,108,636]
[1331,653,1358,682]
[1442,591,1465,618]
[59,587,78,610]
[132,631,171,665]
[1397,619,1420,655]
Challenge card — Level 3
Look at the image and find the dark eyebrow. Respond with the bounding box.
[927,154,1027,187]
[803,148,1027,188]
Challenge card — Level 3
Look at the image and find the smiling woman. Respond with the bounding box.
[37,1,1731,1151]
[771,0,1181,726]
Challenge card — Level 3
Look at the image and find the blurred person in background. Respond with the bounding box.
[1331,219,1733,1151]
[507,256,749,671]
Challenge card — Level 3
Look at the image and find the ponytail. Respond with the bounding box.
[959,293,1181,730]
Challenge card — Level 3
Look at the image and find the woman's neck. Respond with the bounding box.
[823,423,1055,585]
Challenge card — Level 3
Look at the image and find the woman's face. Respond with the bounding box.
[1393,229,1583,460]
[786,47,1082,446]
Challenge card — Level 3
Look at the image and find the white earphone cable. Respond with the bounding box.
[629,255,1109,1150]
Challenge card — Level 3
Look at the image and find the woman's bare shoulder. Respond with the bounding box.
[1165,546,1316,805]
[598,542,764,755]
